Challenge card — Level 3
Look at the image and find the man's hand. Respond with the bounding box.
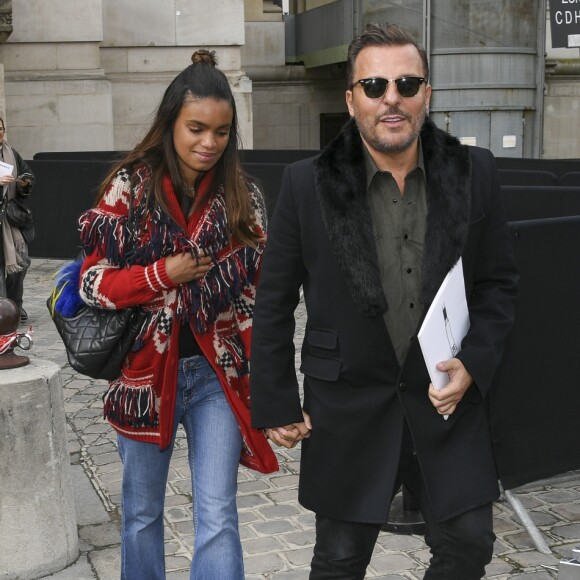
[265,411,312,449]
[428,358,473,417]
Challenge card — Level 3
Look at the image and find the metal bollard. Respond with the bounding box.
[559,546,580,579]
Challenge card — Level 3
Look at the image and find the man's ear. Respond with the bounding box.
[345,90,355,118]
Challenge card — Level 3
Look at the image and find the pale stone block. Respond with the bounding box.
[114,124,149,152]
[236,114,254,150]
[100,47,130,75]
[256,102,300,127]
[11,0,103,43]
[234,89,254,126]
[123,92,164,125]
[275,88,310,105]
[274,124,300,148]
[126,47,241,74]
[245,0,264,21]
[57,43,102,70]
[0,43,59,72]
[9,94,60,127]
[57,94,113,125]
[41,124,114,153]
[176,0,244,46]
[241,22,285,67]
[4,80,46,96]
[5,126,39,159]
[547,81,580,98]
[102,0,176,47]
[43,78,111,96]
[103,0,244,47]
[252,87,277,104]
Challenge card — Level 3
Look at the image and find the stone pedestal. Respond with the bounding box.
[0,358,79,580]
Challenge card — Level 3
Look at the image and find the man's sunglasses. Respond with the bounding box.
[350,76,426,99]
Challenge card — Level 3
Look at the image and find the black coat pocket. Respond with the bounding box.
[300,326,341,381]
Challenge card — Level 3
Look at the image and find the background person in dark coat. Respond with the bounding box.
[250,23,519,580]
[0,117,35,322]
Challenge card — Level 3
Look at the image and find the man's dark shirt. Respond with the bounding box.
[364,141,427,364]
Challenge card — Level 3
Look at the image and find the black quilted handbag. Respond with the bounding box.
[48,302,147,380]
[47,180,146,380]
[6,198,35,244]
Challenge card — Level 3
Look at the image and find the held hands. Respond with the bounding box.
[428,358,473,417]
[265,411,312,449]
[165,251,212,284]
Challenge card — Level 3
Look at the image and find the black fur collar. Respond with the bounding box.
[314,117,471,317]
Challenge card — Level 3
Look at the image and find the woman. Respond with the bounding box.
[0,118,35,321]
[78,50,278,579]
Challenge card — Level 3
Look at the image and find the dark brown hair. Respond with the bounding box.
[346,23,429,87]
[97,49,261,247]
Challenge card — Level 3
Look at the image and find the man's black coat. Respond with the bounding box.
[250,118,519,524]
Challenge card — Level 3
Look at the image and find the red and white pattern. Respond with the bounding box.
[79,164,278,474]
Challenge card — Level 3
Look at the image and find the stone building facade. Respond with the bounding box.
[0,0,578,159]
[0,0,251,158]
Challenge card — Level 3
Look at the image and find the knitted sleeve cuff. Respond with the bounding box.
[140,258,176,292]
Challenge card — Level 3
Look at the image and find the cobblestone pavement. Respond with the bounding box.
[22,258,580,579]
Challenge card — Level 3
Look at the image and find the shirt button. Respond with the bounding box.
[403,234,409,240]
[406,268,412,274]
[409,302,415,309]
[399,382,407,392]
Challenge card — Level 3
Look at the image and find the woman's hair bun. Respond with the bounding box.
[191,49,217,67]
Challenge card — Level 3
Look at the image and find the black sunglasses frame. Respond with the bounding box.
[351,76,427,99]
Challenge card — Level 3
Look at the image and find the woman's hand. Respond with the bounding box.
[0,175,14,186]
[165,251,212,284]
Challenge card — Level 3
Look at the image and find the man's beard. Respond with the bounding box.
[356,106,427,154]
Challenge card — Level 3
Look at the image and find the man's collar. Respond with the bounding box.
[363,138,426,189]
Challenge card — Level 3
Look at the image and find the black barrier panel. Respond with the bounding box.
[240,149,319,164]
[33,149,321,164]
[560,172,580,187]
[490,216,580,489]
[502,185,580,221]
[495,157,580,180]
[498,169,559,187]
[243,163,287,219]
[23,159,289,259]
[33,151,127,161]
[25,160,115,259]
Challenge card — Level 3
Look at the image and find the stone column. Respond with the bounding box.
[0,359,79,580]
[0,0,12,117]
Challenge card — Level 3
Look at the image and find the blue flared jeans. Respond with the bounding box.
[117,355,244,580]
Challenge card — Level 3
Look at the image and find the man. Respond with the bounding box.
[250,23,518,580]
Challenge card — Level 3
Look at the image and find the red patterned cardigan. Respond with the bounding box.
[79,163,278,474]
